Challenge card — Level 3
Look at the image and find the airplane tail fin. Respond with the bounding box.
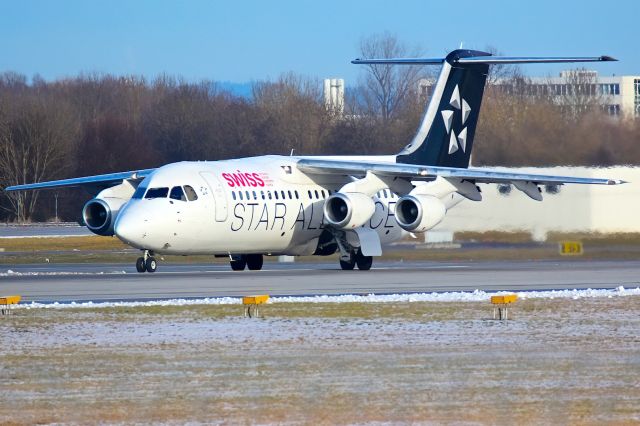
[353,50,616,168]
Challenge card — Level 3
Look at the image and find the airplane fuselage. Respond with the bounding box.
[114,155,408,256]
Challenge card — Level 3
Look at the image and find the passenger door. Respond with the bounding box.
[200,172,228,222]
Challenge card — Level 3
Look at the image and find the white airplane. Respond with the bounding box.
[6,49,624,273]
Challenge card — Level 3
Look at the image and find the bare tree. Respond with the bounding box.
[554,68,604,121]
[357,33,425,121]
[252,73,331,155]
[0,93,78,221]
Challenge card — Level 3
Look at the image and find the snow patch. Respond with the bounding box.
[16,286,640,310]
[1,270,127,277]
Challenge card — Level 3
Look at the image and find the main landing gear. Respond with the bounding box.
[339,249,373,271]
[136,250,157,273]
[230,254,264,271]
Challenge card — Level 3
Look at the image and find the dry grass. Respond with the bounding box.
[0,235,127,251]
[454,230,534,243]
[546,231,640,245]
[1,297,639,424]
[455,230,640,246]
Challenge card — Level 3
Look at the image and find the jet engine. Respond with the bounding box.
[323,192,375,229]
[82,197,128,236]
[394,194,446,232]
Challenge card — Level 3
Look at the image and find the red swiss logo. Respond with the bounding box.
[221,171,269,187]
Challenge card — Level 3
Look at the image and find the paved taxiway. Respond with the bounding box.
[2,260,639,302]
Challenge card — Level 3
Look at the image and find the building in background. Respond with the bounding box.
[434,166,639,240]
[527,72,640,119]
[323,78,344,116]
[419,72,640,119]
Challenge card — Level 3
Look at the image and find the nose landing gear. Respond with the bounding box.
[136,250,157,273]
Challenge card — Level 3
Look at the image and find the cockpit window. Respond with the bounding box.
[184,186,198,201]
[145,187,169,199]
[132,184,148,199]
[170,186,186,201]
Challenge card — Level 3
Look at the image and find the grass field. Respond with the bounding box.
[1,297,639,424]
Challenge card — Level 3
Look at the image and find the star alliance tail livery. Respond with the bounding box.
[6,49,624,272]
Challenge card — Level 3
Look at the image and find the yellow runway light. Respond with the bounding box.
[242,295,269,305]
[491,294,517,320]
[559,241,583,256]
[1,295,21,315]
[490,294,518,305]
[243,294,269,318]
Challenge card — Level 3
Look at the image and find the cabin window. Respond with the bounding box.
[245,191,250,200]
[321,190,326,199]
[231,191,236,200]
[295,190,299,200]
[308,190,312,199]
[252,190,257,200]
[268,191,272,200]
[238,191,244,201]
[184,185,198,201]
[314,190,319,199]
[261,191,265,200]
[288,190,292,199]
[281,190,286,199]
[274,191,279,200]
[145,187,169,199]
[170,186,187,201]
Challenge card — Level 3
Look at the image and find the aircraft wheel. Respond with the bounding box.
[145,257,157,273]
[230,255,247,271]
[135,257,146,273]
[356,253,373,271]
[246,254,264,271]
[339,252,356,270]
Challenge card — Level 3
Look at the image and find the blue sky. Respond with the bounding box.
[0,0,637,85]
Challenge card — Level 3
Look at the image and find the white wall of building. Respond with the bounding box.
[419,73,640,119]
[323,78,344,115]
[435,166,639,239]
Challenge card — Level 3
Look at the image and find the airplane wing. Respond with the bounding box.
[296,158,625,186]
[4,169,155,192]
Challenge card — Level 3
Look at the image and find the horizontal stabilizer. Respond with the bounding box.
[352,55,617,66]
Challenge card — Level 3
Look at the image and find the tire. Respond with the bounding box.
[340,252,356,270]
[145,257,157,273]
[230,255,246,271]
[135,257,146,273]
[356,254,373,271]
[246,254,264,271]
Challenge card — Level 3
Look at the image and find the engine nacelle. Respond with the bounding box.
[323,192,375,229]
[395,194,446,232]
[82,197,128,236]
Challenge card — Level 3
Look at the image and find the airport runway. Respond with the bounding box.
[2,260,640,303]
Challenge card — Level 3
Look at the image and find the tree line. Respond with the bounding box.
[1,34,639,222]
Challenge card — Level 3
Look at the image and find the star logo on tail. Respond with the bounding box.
[440,85,471,155]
